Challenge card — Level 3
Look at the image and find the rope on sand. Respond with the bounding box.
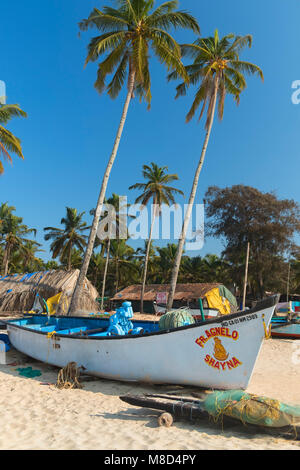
[56,362,83,389]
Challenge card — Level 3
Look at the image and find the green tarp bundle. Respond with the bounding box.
[204,390,300,429]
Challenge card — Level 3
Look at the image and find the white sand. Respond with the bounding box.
[0,336,299,450]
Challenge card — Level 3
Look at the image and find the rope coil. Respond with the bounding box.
[56,362,83,389]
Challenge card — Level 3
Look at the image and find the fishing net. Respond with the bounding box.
[204,390,300,430]
[159,309,195,330]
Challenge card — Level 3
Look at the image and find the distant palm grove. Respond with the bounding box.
[1,182,300,304]
[1,1,300,310]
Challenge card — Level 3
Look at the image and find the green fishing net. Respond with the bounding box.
[159,309,195,330]
[16,367,42,378]
[204,390,300,428]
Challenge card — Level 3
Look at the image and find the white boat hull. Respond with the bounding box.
[5,298,277,390]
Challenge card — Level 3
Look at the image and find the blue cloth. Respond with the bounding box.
[0,334,11,352]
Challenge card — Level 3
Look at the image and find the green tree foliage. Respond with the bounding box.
[93,193,132,309]
[0,104,27,174]
[70,0,200,314]
[0,203,37,275]
[205,185,300,298]
[166,29,263,310]
[109,238,137,293]
[44,208,89,271]
[129,162,183,312]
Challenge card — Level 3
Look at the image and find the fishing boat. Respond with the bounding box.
[2,295,278,390]
[271,318,300,339]
[271,301,300,339]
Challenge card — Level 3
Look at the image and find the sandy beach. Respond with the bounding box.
[0,331,299,451]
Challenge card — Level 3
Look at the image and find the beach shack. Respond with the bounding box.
[110,283,238,315]
[0,269,99,315]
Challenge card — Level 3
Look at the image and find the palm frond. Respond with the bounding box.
[0,104,27,124]
[85,31,128,64]
[230,60,264,81]
[106,52,129,98]
[0,126,24,159]
[147,11,200,34]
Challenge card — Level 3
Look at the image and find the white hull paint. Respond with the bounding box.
[5,298,277,390]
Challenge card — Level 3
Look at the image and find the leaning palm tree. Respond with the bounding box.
[44,208,89,271]
[68,0,200,314]
[129,162,183,312]
[166,30,264,310]
[0,104,27,174]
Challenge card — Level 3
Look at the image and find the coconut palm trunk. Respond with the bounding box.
[67,244,73,271]
[68,69,136,314]
[140,201,157,313]
[115,254,120,294]
[100,236,111,311]
[2,242,10,276]
[166,77,219,311]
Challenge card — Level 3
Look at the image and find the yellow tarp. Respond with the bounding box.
[205,287,231,315]
[46,292,63,315]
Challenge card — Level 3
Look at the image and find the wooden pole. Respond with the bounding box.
[287,262,291,303]
[242,242,250,311]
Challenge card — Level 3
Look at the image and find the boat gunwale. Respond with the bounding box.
[2,295,279,341]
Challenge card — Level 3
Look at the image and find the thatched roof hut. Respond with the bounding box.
[0,270,99,315]
[110,283,237,314]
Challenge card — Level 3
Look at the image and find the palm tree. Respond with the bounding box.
[129,162,183,312]
[89,251,105,288]
[135,239,157,282]
[180,255,204,282]
[0,104,27,174]
[166,30,264,310]
[0,212,37,276]
[95,193,131,309]
[109,238,136,293]
[0,202,16,230]
[61,248,84,271]
[69,0,200,314]
[156,242,179,283]
[10,240,44,273]
[44,208,89,270]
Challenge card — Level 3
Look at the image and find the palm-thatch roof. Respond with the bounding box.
[111,283,222,302]
[0,269,99,315]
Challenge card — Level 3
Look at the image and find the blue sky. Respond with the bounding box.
[1,0,300,261]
